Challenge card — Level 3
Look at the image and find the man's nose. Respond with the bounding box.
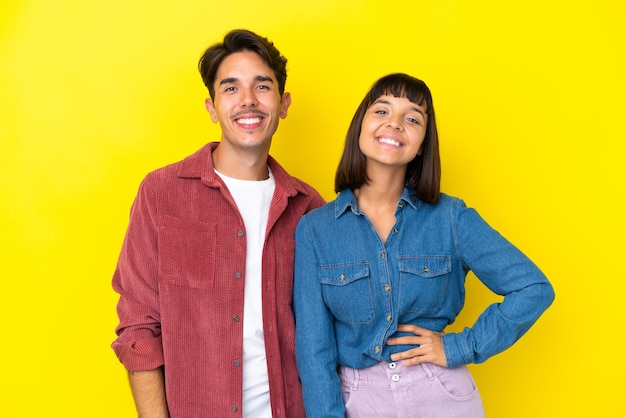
[241,88,257,107]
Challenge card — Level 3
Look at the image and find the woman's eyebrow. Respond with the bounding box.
[373,98,425,117]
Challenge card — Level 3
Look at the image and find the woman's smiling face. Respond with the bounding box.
[358,94,428,170]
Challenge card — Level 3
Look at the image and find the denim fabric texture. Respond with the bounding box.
[293,188,554,417]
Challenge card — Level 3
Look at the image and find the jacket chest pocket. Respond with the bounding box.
[158,215,217,290]
[398,255,451,315]
[319,262,374,324]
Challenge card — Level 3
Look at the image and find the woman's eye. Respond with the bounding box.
[407,117,420,125]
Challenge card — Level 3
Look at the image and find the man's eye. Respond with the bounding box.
[257,85,270,90]
[224,86,236,92]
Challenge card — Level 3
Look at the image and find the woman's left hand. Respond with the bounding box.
[387,324,447,368]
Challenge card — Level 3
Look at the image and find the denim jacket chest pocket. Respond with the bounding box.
[318,262,374,324]
[398,255,451,315]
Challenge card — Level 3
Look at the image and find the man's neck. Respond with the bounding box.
[212,143,270,180]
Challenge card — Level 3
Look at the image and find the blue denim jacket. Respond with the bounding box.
[293,188,554,417]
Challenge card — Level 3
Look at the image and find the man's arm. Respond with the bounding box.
[128,367,169,418]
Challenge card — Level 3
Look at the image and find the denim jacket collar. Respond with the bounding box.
[335,187,420,218]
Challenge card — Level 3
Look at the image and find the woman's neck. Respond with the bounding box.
[355,165,406,206]
[354,168,406,244]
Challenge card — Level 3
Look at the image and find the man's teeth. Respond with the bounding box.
[237,117,261,124]
[378,137,400,146]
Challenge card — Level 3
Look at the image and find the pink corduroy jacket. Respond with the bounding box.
[112,142,325,417]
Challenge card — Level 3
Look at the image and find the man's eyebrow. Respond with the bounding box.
[219,75,275,86]
[255,75,274,83]
[219,77,237,86]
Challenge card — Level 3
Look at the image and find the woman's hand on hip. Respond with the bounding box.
[387,324,448,368]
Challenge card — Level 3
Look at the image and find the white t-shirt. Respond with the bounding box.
[215,168,275,418]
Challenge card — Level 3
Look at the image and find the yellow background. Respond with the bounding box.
[1,0,624,416]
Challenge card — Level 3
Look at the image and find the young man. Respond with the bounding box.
[111,29,324,418]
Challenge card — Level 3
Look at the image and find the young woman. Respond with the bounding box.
[293,73,554,417]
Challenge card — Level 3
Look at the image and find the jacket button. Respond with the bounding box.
[231,405,238,412]
[233,360,240,367]
[237,230,244,237]
[423,266,430,273]
[234,272,242,279]
[233,315,240,322]
[340,274,345,281]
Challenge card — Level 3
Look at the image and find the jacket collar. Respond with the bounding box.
[176,142,311,197]
[335,187,420,218]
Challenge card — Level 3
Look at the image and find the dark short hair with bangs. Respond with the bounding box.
[198,29,288,100]
[334,73,441,204]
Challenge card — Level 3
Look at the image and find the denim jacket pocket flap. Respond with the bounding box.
[318,262,370,286]
[398,256,451,278]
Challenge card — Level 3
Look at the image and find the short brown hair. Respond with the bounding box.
[198,29,288,100]
[335,73,441,204]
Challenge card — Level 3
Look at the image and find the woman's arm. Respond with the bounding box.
[443,199,555,368]
[293,218,345,418]
[388,198,554,369]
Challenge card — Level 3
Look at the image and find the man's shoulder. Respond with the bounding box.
[267,156,324,205]
[142,143,213,184]
[289,175,323,198]
[299,199,335,222]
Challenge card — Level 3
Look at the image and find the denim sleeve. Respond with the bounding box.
[442,199,555,368]
[293,217,345,418]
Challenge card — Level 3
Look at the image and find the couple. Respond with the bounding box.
[111,29,554,418]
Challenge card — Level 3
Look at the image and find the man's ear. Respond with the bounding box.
[205,98,219,123]
[279,92,291,119]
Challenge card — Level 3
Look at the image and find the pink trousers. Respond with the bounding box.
[339,361,485,417]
